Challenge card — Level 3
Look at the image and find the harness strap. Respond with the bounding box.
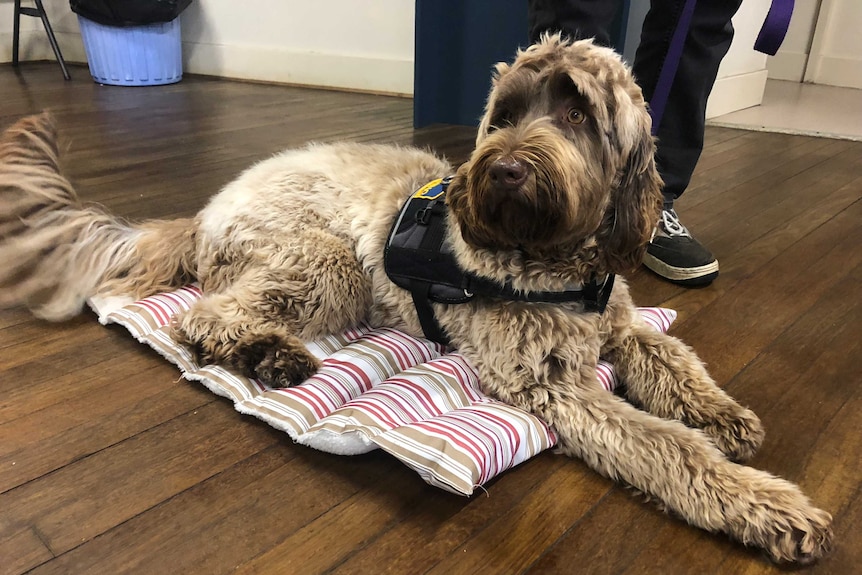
[582,273,615,313]
[409,275,613,346]
[409,279,451,346]
[417,198,448,250]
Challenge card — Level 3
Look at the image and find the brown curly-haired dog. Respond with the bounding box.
[0,35,832,563]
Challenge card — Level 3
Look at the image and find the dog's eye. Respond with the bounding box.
[565,108,585,125]
[489,110,512,133]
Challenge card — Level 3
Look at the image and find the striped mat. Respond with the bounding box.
[89,286,676,496]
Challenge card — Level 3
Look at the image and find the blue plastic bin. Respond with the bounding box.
[78,15,183,86]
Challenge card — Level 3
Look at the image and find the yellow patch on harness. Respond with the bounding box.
[413,178,445,200]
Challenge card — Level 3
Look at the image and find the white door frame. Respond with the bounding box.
[804,0,862,88]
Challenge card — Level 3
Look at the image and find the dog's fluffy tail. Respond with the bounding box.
[0,112,197,320]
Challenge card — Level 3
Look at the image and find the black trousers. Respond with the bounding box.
[529,0,743,207]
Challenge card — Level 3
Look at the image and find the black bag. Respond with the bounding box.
[70,0,193,27]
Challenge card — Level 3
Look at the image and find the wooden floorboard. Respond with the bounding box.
[0,62,860,575]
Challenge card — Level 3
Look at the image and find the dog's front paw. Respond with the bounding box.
[753,502,833,565]
[233,332,321,387]
[703,406,765,463]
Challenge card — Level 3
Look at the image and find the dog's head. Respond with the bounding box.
[446,34,663,275]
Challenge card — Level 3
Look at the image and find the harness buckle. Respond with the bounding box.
[415,198,445,226]
[416,206,432,225]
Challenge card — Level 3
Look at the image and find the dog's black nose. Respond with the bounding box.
[489,157,528,189]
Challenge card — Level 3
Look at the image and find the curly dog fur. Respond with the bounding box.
[0,35,832,563]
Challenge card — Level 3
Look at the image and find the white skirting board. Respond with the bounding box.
[706,69,769,120]
[0,30,86,64]
[805,55,862,90]
[182,41,414,96]
[3,31,413,96]
[767,51,809,83]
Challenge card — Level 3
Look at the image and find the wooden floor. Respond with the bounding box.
[1,62,860,575]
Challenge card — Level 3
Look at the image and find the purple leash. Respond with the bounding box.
[648,0,795,135]
[648,0,697,135]
[755,0,796,56]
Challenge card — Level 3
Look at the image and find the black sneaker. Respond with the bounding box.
[643,209,719,286]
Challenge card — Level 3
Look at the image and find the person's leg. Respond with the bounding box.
[634,0,743,285]
[635,0,743,205]
[527,0,620,46]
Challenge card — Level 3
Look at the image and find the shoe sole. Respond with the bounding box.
[643,254,719,286]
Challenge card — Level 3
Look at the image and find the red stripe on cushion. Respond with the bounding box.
[306,371,354,405]
[362,387,429,423]
[427,356,483,400]
[376,378,447,418]
[468,408,521,462]
[136,298,171,327]
[439,413,505,484]
[345,397,404,429]
[279,385,330,420]
[369,329,438,369]
[596,361,618,391]
[412,419,486,467]
[325,358,375,393]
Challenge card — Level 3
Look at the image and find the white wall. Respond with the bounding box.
[3,0,776,115]
[706,0,771,118]
[767,0,821,82]
[804,0,862,89]
[767,0,862,89]
[1,0,415,95]
[180,0,414,94]
[0,0,87,63]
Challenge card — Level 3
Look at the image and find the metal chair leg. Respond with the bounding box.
[12,0,22,67]
[33,0,71,80]
[11,0,71,80]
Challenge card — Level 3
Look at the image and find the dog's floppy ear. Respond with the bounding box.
[599,90,663,274]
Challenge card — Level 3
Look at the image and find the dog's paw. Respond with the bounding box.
[754,503,833,565]
[703,406,765,463]
[233,332,321,387]
[171,319,218,366]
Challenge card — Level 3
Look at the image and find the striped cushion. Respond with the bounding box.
[89,286,676,496]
